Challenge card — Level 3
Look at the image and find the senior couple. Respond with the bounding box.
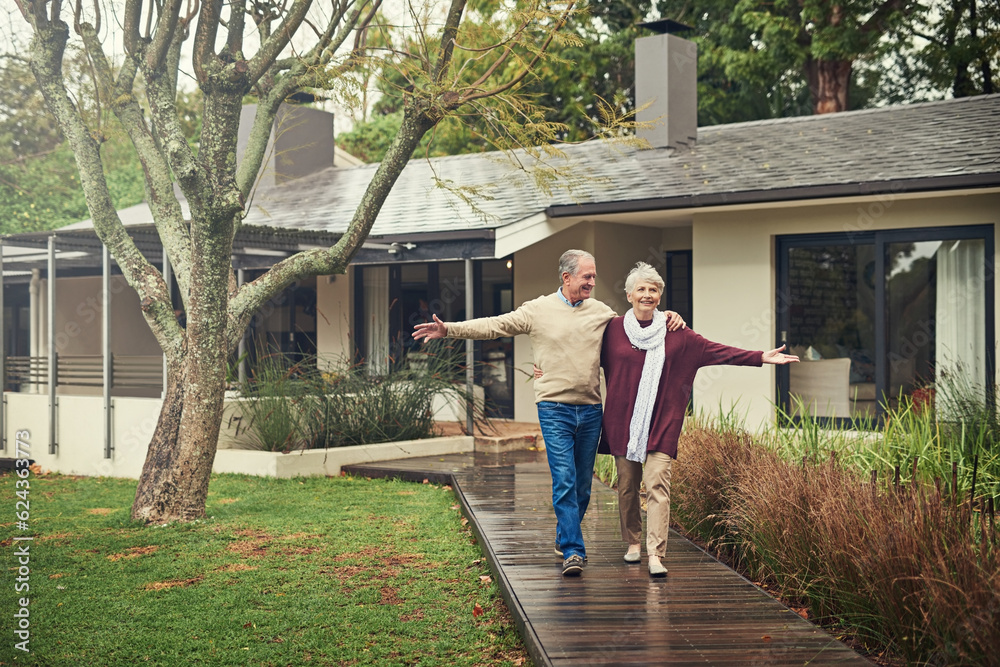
[413,250,797,577]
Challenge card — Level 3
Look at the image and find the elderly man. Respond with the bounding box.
[413,249,683,576]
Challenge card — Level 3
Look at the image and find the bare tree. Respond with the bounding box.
[15,0,576,523]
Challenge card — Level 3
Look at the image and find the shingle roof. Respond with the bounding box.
[243,94,1000,236]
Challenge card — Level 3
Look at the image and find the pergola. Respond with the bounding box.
[1,221,494,458]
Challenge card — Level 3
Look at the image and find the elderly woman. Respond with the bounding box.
[600,262,798,577]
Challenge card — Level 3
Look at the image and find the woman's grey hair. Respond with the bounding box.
[558,249,595,281]
[624,261,665,295]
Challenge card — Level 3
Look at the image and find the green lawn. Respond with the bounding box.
[0,472,529,666]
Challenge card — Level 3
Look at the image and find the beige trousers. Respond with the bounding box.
[615,452,673,558]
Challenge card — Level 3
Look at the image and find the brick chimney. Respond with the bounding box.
[635,20,698,151]
[238,102,336,186]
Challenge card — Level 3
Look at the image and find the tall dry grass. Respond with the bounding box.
[672,424,1000,666]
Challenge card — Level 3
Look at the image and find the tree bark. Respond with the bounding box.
[806,58,852,114]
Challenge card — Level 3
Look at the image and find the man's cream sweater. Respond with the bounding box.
[446,293,616,405]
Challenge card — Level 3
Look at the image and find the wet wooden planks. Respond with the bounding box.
[344,452,871,667]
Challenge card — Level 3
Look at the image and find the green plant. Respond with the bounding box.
[236,349,312,452]
[236,339,489,451]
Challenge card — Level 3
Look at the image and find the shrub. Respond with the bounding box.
[236,340,486,451]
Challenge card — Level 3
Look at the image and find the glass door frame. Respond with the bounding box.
[776,224,995,427]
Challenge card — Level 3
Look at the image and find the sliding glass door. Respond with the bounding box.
[777,225,994,424]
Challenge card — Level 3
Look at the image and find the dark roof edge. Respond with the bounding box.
[367,229,496,243]
[545,172,1000,218]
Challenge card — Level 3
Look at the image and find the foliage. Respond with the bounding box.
[768,393,1000,500]
[668,420,999,665]
[0,472,528,665]
[881,0,1000,103]
[0,53,147,234]
[341,0,999,159]
[236,340,487,452]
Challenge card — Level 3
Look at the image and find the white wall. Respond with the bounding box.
[315,271,353,371]
[2,393,161,478]
[2,392,476,479]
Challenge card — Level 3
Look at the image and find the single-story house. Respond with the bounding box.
[3,28,999,476]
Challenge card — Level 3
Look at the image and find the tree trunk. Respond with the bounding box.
[806,58,852,114]
[131,337,228,523]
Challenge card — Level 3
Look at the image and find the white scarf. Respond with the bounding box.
[623,309,666,463]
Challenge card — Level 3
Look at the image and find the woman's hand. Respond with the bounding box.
[762,345,799,365]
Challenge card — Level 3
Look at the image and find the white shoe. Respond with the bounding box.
[648,556,667,577]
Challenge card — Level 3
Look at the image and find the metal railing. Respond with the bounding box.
[3,354,163,392]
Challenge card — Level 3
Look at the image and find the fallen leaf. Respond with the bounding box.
[472,603,484,618]
[761,635,771,642]
[479,575,492,584]
[450,505,460,510]
[422,479,430,484]
[460,518,469,526]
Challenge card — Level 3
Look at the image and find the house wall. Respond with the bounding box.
[33,275,162,396]
[509,220,664,422]
[690,190,1000,431]
[38,275,161,357]
[315,272,353,371]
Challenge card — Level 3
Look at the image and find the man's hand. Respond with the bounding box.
[664,310,686,332]
[762,345,799,365]
[413,314,448,342]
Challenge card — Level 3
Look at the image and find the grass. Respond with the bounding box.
[0,472,529,666]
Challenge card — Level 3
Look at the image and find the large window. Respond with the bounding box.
[354,258,515,418]
[777,226,994,424]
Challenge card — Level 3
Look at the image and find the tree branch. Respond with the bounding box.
[227,103,436,344]
[26,14,184,358]
[147,0,184,71]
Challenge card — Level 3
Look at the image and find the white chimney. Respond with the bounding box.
[635,21,698,151]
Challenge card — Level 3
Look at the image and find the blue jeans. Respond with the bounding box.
[536,401,603,560]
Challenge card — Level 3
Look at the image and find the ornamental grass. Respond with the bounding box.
[671,420,1000,665]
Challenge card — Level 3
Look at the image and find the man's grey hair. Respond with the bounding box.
[558,249,595,281]
[624,261,665,295]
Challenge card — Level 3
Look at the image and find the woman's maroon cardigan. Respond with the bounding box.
[598,316,763,460]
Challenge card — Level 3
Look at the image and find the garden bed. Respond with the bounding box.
[212,434,474,478]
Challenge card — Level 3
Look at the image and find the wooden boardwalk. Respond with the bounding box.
[344,450,871,667]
